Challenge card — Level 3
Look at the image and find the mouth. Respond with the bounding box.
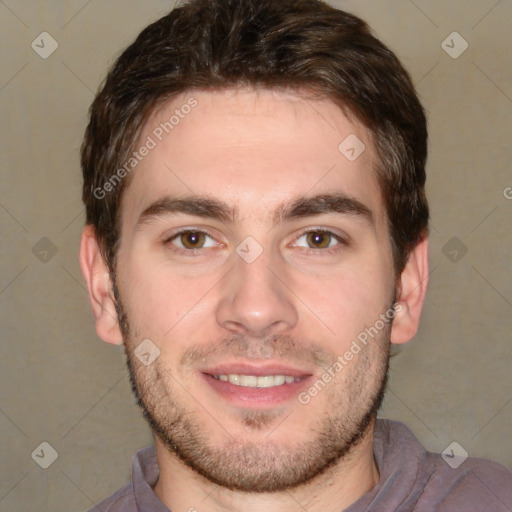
[211,374,303,388]
[200,364,313,407]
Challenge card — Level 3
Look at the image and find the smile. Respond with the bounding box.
[212,374,302,388]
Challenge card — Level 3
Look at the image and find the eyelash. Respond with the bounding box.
[164,229,220,254]
[163,228,347,254]
[292,229,346,254]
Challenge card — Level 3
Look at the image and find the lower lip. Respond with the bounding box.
[201,373,312,407]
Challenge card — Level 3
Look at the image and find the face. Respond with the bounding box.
[113,88,397,492]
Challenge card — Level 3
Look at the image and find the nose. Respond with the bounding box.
[215,251,299,338]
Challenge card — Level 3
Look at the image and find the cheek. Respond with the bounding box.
[116,254,220,341]
[292,263,393,345]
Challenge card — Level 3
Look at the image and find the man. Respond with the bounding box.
[78,0,512,510]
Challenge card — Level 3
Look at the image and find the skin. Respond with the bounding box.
[80,88,428,512]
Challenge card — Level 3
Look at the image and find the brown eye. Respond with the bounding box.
[174,231,209,249]
[180,231,205,249]
[305,231,334,249]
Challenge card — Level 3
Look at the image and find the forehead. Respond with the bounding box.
[121,88,385,226]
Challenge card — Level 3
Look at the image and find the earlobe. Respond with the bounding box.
[390,235,429,345]
[79,225,124,345]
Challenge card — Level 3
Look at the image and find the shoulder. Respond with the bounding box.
[86,446,159,512]
[423,453,512,509]
[87,483,137,512]
[375,419,512,510]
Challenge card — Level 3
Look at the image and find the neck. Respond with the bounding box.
[153,419,379,512]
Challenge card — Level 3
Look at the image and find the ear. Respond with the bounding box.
[390,235,429,345]
[79,225,123,345]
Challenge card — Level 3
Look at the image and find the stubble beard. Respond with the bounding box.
[114,285,391,493]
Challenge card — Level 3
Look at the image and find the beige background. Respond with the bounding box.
[1,0,511,510]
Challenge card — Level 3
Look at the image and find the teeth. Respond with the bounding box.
[214,374,298,388]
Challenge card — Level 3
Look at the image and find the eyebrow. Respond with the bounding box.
[273,193,373,226]
[137,197,236,227]
[136,193,374,228]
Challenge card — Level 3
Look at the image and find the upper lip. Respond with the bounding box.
[201,362,313,378]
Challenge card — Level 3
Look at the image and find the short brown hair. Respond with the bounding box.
[81,0,428,273]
